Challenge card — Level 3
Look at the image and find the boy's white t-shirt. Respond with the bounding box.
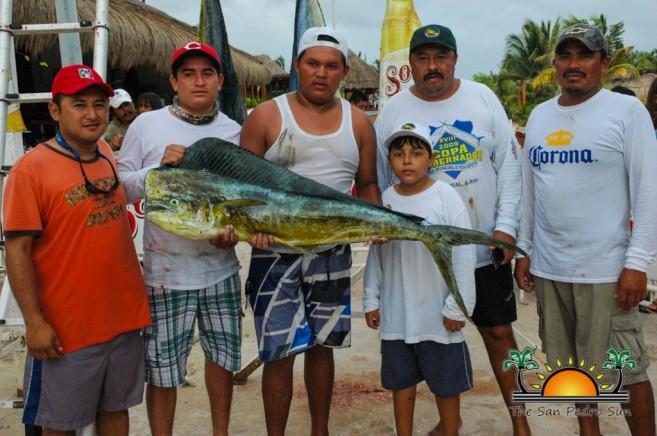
[363,180,476,344]
[375,82,521,268]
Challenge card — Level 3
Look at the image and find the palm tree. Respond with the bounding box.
[632,49,657,71]
[531,15,640,87]
[274,55,285,69]
[601,347,637,393]
[372,58,380,74]
[503,347,539,393]
[499,18,561,108]
[563,14,624,54]
[605,47,642,83]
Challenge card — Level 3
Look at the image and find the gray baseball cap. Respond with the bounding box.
[556,24,608,54]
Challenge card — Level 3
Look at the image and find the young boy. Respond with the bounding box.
[363,122,476,436]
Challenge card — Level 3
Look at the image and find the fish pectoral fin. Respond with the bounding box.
[220,199,267,208]
[217,199,266,215]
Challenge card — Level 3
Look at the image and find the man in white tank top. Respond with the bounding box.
[240,27,381,435]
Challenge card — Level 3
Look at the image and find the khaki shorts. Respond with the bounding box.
[534,277,649,385]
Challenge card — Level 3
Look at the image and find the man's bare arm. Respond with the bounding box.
[240,100,281,157]
[5,236,62,360]
[352,107,382,205]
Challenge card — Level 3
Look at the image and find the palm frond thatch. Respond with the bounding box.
[11,0,271,86]
[255,50,378,91]
[255,54,288,76]
[345,50,378,90]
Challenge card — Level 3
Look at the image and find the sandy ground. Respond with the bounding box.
[2,243,657,435]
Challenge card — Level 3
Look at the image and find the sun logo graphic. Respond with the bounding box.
[505,347,634,403]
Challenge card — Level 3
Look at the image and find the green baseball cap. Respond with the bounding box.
[410,25,457,53]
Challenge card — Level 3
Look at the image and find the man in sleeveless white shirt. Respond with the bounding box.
[240,27,381,435]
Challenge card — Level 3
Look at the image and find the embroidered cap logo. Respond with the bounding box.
[424,26,441,38]
[78,68,93,79]
[184,41,203,51]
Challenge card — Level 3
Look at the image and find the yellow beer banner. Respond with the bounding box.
[7,103,27,133]
[379,0,421,109]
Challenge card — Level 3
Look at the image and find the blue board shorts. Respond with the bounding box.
[247,245,352,361]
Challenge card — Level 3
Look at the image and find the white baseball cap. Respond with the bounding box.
[298,27,349,59]
[109,88,133,109]
[384,122,433,151]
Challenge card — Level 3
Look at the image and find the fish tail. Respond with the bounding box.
[422,226,473,323]
[420,224,528,322]
[433,224,529,257]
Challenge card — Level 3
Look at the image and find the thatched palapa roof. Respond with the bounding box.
[345,50,378,90]
[254,51,379,91]
[622,72,657,102]
[12,0,271,86]
[255,54,288,77]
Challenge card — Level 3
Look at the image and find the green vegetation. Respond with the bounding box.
[480,14,656,126]
[245,97,264,108]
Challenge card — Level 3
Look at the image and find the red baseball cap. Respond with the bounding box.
[51,65,114,98]
[171,41,221,73]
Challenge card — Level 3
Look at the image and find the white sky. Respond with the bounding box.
[146,0,656,80]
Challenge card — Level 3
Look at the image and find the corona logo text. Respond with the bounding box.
[528,145,595,170]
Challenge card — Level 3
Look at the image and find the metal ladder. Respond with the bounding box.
[0,0,110,322]
[0,0,110,167]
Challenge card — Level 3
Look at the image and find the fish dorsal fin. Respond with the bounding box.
[179,138,425,224]
[181,138,339,194]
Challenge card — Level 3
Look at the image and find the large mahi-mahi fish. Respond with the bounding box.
[144,138,526,319]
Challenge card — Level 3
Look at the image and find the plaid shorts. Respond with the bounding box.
[247,245,352,361]
[143,273,242,387]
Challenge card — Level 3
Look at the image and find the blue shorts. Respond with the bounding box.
[247,245,352,361]
[381,340,473,398]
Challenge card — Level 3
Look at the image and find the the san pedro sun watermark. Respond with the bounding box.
[504,347,635,418]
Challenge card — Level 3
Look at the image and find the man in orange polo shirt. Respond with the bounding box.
[3,65,150,434]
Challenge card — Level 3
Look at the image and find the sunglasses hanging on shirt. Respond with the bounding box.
[55,132,120,195]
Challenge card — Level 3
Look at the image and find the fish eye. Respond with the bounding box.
[170,199,179,206]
